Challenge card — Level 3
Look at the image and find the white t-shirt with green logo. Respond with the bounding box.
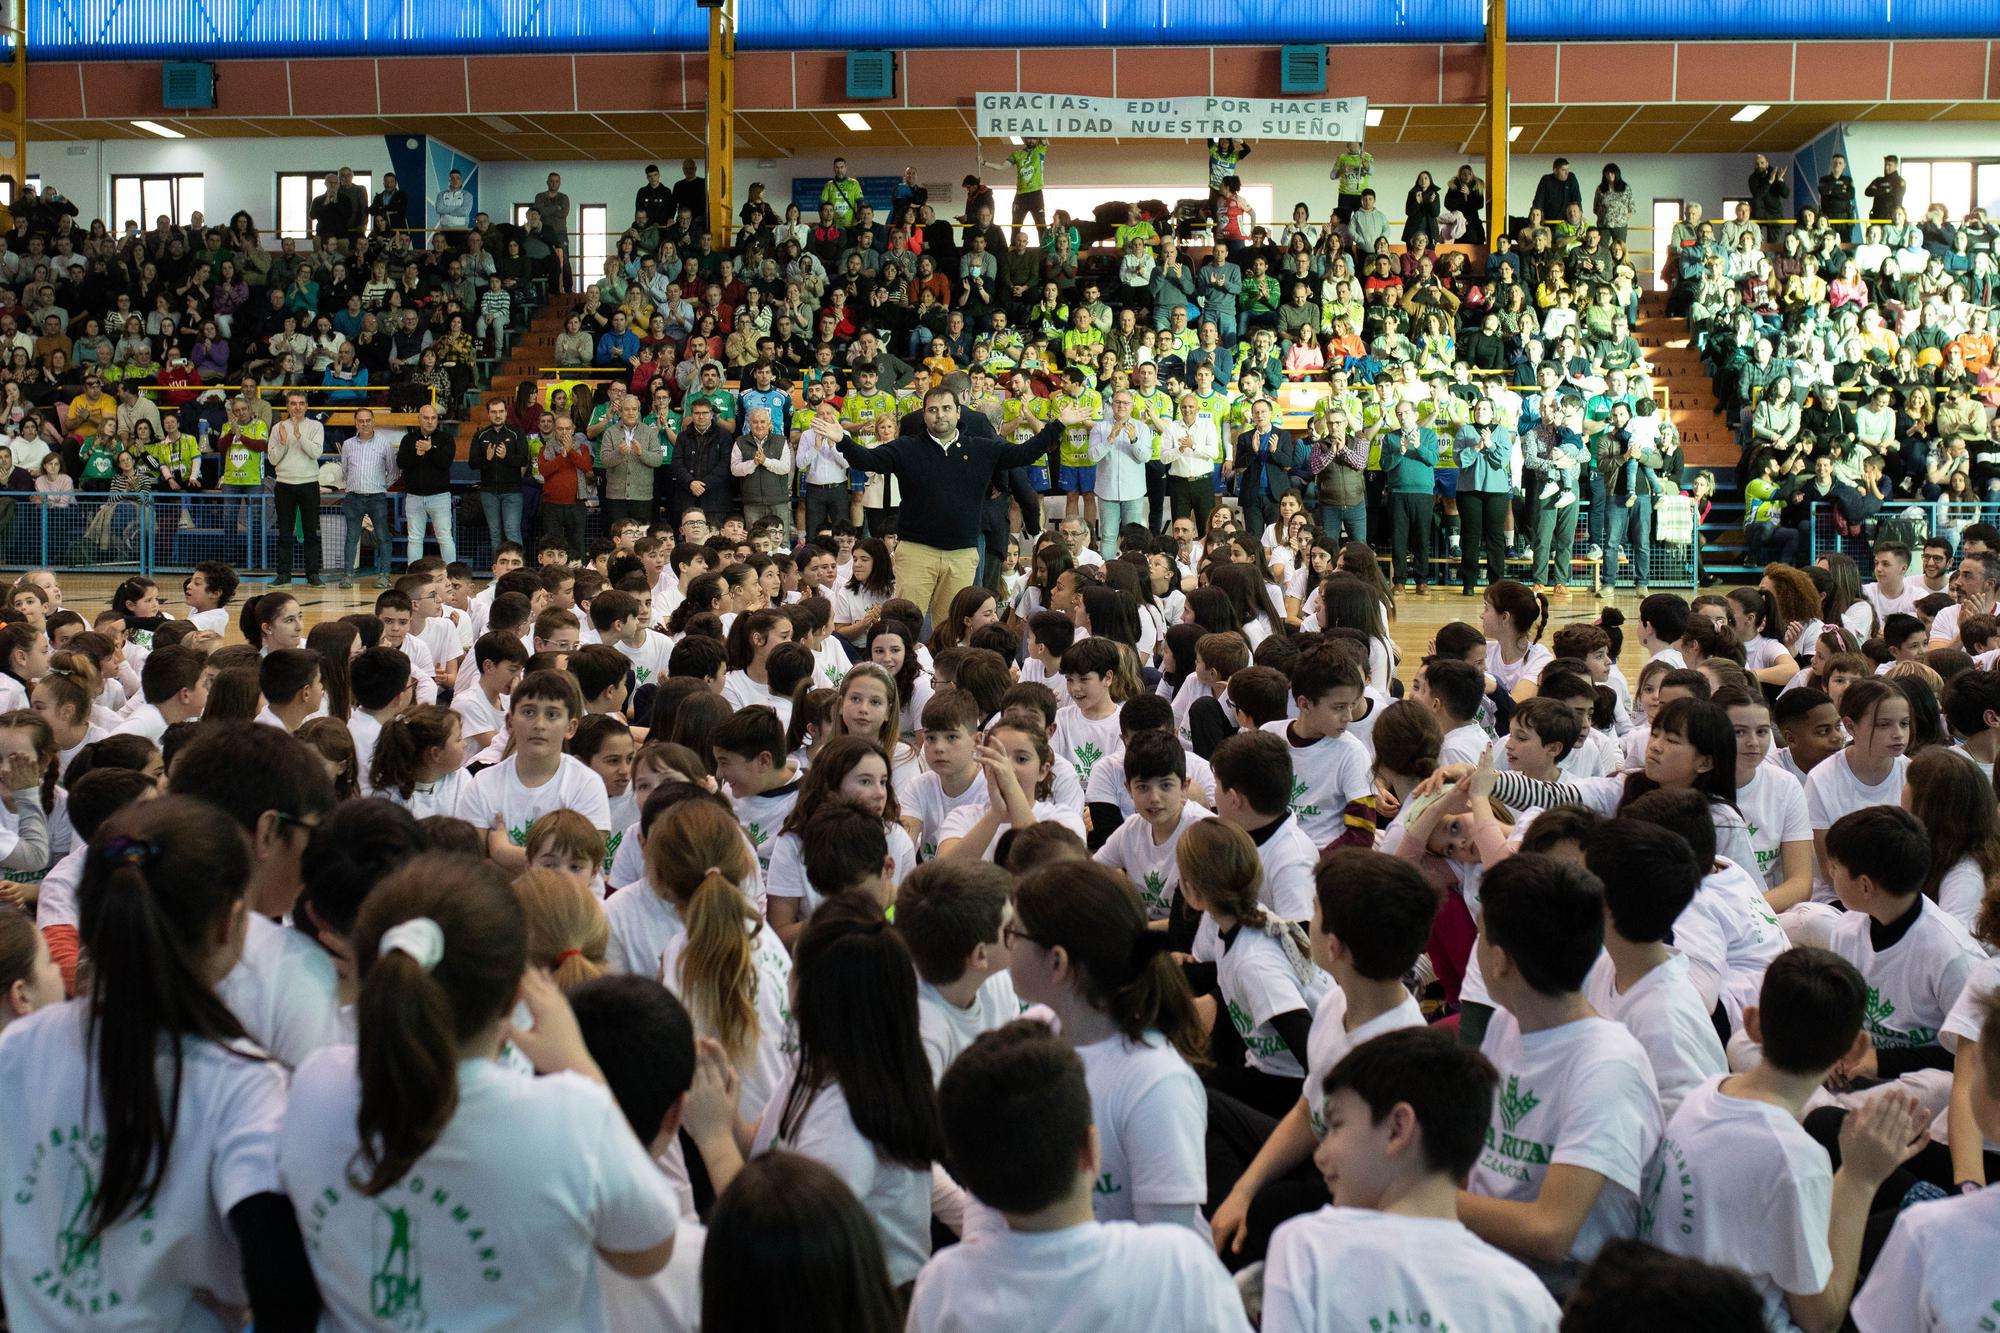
[907,768,986,862]
[1074,1030,1207,1229]
[1852,1176,2000,1333]
[1265,1208,1561,1333]
[1301,989,1427,1138]
[1094,803,1213,920]
[1470,1011,1662,1271]
[456,752,611,845]
[1641,1075,1831,1330]
[1192,915,1332,1079]
[1736,763,1810,891]
[731,779,801,867]
[1260,720,1371,850]
[613,630,674,687]
[1583,952,1727,1121]
[280,1048,678,1332]
[1055,704,1123,790]
[1826,895,1982,1053]
[917,972,1021,1084]
[0,1002,287,1333]
[764,820,915,920]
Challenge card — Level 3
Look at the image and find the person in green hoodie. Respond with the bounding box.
[1379,401,1440,594]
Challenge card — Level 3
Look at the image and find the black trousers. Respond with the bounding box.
[542,501,585,559]
[1458,490,1509,590]
[1389,490,1434,586]
[273,481,320,578]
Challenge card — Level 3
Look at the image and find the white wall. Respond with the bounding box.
[26,135,394,232]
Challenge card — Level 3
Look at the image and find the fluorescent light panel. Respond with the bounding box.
[838,112,871,132]
[1508,125,1523,141]
[1008,135,1024,145]
[1365,107,1384,127]
[131,120,184,139]
[1731,104,1769,122]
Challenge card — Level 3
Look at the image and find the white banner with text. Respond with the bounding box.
[974,92,1368,142]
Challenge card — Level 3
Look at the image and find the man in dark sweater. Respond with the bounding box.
[470,397,530,546]
[395,403,459,564]
[820,387,1084,628]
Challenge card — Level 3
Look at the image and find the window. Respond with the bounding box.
[276,171,372,240]
[1650,199,1682,291]
[113,174,205,231]
[1902,159,2000,220]
[0,176,42,208]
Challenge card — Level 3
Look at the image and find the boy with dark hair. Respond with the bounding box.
[1582,819,1726,1117]
[1561,1240,1767,1333]
[1458,854,1663,1288]
[452,629,529,755]
[1084,693,1216,836]
[709,704,800,863]
[1211,849,1436,1267]
[910,688,987,860]
[1265,642,1370,849]
[1211,730,1319,922]
[1413,656,1489,765]
[1180,631,1251,749]
[533,606,582,655]
[568,974,708,1327]
[1505,696,1581,783]
[347,645,415,791]
[256,648,323,733]
[1770,686,1844,781]
[1022,609,1075,695]
[1822,805,1982,1076]
[895,859,1020,1081]
[458,668,610,865]
[182,559,240,635]
[108,643,213,742]
[910,1022,1251,1333]
[593,587,674,686]
[373,587,441,705]
[1093,730,1211,921]
[1263,1028,1561,1333]
[1872,613,1924,671]
[1941,666,2000,783]
[798,800,894,914]
[1227,665,1292,730]
[667,634,728,691]
[570,643,633,715]
[1641,949,1929,1333]
[1640,592,1692,667]
[1055,636,1124,786]
[1529,666,1619,777]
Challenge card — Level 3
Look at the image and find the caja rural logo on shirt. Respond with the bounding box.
[1288,777,1321,820]
[1638,1136,1694,1241]
[1864,985,1937,1049]
[1226,1000,1292,1059]
[16,1124,158,1317]
[1141,870,1171,916]
[1478,1076,1552,1182]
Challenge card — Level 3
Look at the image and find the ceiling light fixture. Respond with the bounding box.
[1008,135,1024,145]
[1731,104,1769,122]
[131,120,184,139]
[1507,125,1523,142]
[1365,107,1384,127]
[838,112,872,132]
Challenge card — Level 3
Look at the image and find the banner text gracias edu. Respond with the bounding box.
[974,92,1368,142]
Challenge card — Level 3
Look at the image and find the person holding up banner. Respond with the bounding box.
[1206,138,1253,220]
[983,139,1049,245]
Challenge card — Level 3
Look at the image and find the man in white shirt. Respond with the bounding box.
[267,390,327,587]
[1087,389,1153,559]
[337,408,397,589]
[1929,549,2000,649]
[908,1021,1252,1333]
[1058,514,1105,569]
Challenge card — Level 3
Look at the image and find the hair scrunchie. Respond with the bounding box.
[378,917,445,972]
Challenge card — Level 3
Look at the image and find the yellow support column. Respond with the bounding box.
[706,0,736,245]
[1485,0,1507,241]
[0,0,26,210]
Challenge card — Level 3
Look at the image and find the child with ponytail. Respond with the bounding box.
[1008,859,1209,1234]
[0,621,47,712]
[513,867,611,989]
[368,704,470,817]
[1177,817,1331,1119]
[0,795,319,1329]
[277,852,680,1324]
[646,799,793,1125]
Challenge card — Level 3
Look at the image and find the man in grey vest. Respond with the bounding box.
[731,407,793,544]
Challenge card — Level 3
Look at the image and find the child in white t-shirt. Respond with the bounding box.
[595,586,676,688]
[1094,731,1214,920]
[1210,729,1320,923]
[897,858,1022,1083]
[1581,818,1727,1119]
[455,669,612,866]
[1458,854,1663,1293]
[1054,637,1127,790]
[369,704,471,819]
[1643,949,1931,1333]
[1264,1027,1562,1333]
[938,718,1087,863]
[181,560,239,636]
[765,737,915,945]
[1021,610,1073,701]
[1261,641,1371,850]
[1806,679,1911,902]
[1182,818,1334,1118]
[907,689,988,861]
[1413,655,1493,766]
[710,704,801,867]
[1209,847,1436,1267]
[452,630,528,755]
[910,1020,1252,1333]
[1008,859,1209,1234]
[1717,686,1815,912]
[1852,987,2000,1333]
